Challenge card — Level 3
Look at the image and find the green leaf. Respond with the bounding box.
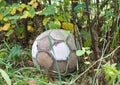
[0,69,11,85]
[76,50,85,56]
[84,40,91,47]
[65,0,70,4]
[86,50,92,55]
[80,30,91,40]
[74,3,86,13]
[15,26,24,35]
[43,17,51,26]
[6,29,14,37]
[8,15,20,20]
[41,3,56,16]
[0,52,7,57]
[3,7,11,17]
[28,7,35,17]
[0,0,6,7]
[54,16,64,21]
[8,45,21,60]
[12,3,20,8]
[48,21,60,29]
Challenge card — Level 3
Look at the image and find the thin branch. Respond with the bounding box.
[69,46,120,85]
[86,0,100,59]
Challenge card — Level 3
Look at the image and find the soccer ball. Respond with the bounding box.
[32,29,78,75]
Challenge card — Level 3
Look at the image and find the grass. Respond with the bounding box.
[0,41,79,85]
[1,39,120,85]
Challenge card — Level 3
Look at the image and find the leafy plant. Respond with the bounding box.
[102,62,120,84]
[76,47,92,56]
[8,45,22,60]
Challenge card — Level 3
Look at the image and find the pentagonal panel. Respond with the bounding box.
[50,42,70,61]
[37,52,53,69]
[37,36,53,51]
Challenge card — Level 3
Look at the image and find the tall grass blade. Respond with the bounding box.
[0,69,11,85]
[47,35,62,85]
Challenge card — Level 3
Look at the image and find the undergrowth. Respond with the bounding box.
[0,40,120,85]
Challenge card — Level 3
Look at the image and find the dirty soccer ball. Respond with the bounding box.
[32,29,78,75]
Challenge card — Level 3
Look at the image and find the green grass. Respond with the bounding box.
[0,42,79,85]
[1,40,120,85]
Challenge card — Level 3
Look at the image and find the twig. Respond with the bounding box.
[69,46,120,85]
[92,41,110,85]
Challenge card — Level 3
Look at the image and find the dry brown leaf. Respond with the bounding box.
[28,80,37,85]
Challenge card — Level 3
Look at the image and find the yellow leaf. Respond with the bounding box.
[17,7,23,12]
[54,20,61,27]
[2,23,10,31]
[43,18,51,26]
[84,61,91,65]
[20,11,33,19]
[84,56,89,60]
[11,25,16,28]
[82,47,86,52]
[20,4,26,9]
[38,0,43,2]
[10,8,16,15]
[3,17,9,22]
[62,22,74,32]
[73,0,79,2]
[0,13,3,20]
[0,26,2,31]
[27,25,34,33]
[28,0,35,5]
[28,0,38,8]
[35,11,42,15]
[77,12,83,18]
[19,33,25,39]
[20,14,27,19]
[24,11,33,18]
[32,2,38,8]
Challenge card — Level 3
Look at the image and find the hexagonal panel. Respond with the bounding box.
[37,52,53,69]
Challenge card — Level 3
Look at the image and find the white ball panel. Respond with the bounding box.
[32,40,38,58]
[50,42,70,60]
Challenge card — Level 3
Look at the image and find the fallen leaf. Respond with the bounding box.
[84,56,89,60]
[0,13,3,20]
[84,61,91,65]
[28,80,37,85]
[62,22,74,32]
[10,8,16,15]
[2,23,10,31]
[27,25,34,33]
[32,2,38,8]
[17,7,23,12]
